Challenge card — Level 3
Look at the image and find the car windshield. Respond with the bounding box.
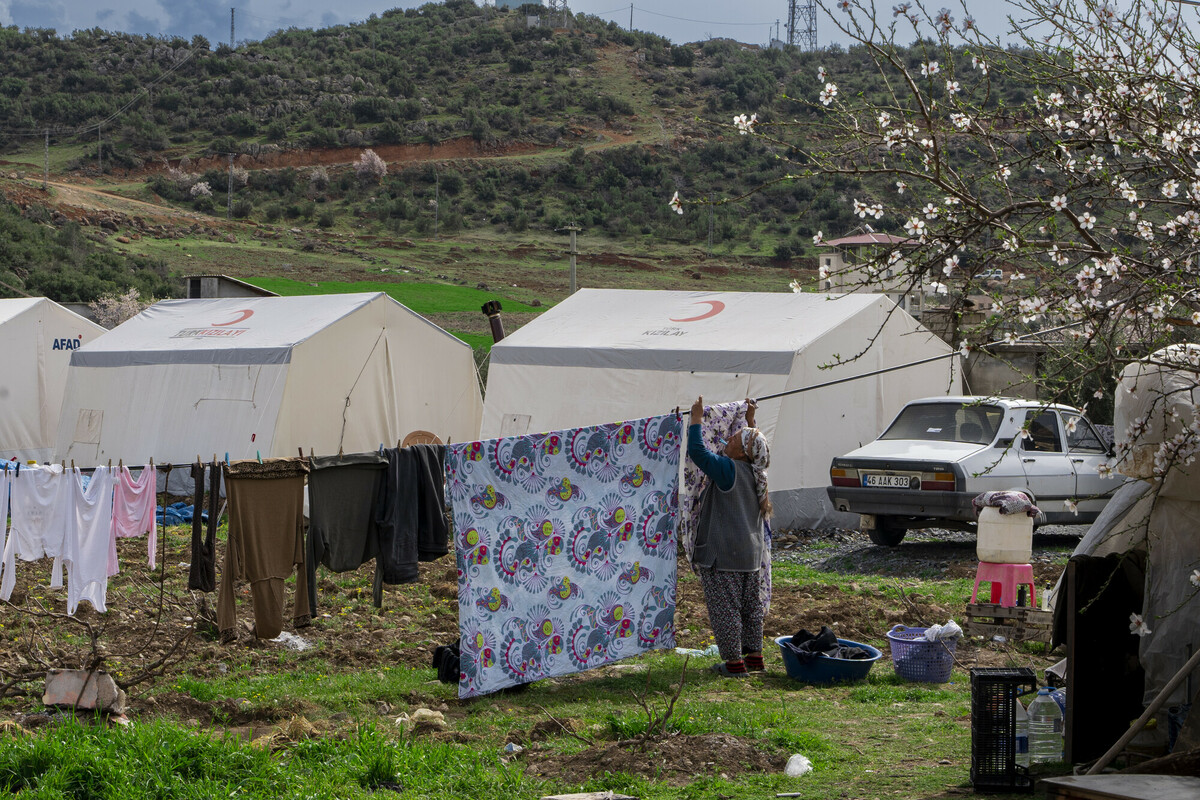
[878,402,1004,444]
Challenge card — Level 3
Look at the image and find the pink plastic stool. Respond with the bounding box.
[971,562,1037,608]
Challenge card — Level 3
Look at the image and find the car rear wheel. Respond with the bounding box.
[868,516,907,546]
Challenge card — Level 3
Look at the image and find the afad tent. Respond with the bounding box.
[0,298,106,462]
[481,289,959,528]
[55,293,482,470]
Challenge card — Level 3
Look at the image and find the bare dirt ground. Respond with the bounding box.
[0,524,1061,724]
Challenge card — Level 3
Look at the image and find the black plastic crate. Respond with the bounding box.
[970,667,1037,793]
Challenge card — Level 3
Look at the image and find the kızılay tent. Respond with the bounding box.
[481,289,960,528]
[0,297,106,463]
[55,293,482,467]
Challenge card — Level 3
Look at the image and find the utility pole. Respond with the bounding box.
[708,195,714,257]
[227,153,234,219]
[97,124,102,174]
[43,129,49,190]
[231,8,235,49]
[434,171,439,240]
[565,224,581,293]
[629,3,633,31]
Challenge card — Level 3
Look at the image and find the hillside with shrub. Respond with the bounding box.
[0,1,1038,310]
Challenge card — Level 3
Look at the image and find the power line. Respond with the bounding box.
[587,4,773,28]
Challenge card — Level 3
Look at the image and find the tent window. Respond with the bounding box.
[499,414,531,436]
[197,364,262,403]
[73,409,103,444]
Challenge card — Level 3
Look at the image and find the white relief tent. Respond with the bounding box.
[481,289,960,528]
[55,293,483,470]
[0,297,107,463]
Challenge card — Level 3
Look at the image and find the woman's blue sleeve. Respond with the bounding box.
[687,423,735,491]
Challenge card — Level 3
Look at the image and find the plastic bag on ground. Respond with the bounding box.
[785,754,812,776]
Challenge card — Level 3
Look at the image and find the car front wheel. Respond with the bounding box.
[868,516,907,547]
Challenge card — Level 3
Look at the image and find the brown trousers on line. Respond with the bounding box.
[217,461,310,640]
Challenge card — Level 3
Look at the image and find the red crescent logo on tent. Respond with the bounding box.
[213,309,254,327]
[669,300,725,322]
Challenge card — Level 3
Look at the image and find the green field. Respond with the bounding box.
[245,277,543,315]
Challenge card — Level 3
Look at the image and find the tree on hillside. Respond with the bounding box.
[675,0,1200,498]
[89,287,152,328]
[355,149,388,184]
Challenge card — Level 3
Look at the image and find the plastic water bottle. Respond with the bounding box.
[1014,698,1030,768]
[1050,687,1067,718]
[1028,687,1064,764]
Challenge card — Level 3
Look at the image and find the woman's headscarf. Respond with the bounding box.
[740,427,772,518]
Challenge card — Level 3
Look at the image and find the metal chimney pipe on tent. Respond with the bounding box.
[481,300,505,343]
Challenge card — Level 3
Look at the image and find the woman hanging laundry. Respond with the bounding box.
[687,395,772,678]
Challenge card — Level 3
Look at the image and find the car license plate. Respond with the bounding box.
[862,473,912,489]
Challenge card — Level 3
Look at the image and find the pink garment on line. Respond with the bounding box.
[109,465,157,574]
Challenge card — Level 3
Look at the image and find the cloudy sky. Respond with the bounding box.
[0,0,1021,49]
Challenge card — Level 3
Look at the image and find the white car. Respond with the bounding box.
[826,396,1116,546]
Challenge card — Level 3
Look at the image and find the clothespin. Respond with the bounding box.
[15,462,19,477]
[338,445,344,457]
[107,459,112,469]
[70,460,74,470]
[224,452,229,466]
[309,447,314,458]
[256,450,262,464]
[149,457,154,467]
[118,458,123,468]
[378,443,384,454]
[298,447,304,458]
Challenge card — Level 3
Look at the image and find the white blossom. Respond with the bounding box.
[812,230,824,245]
[1064,499,1079,515]
[946,80,961,95]
[1191,569,1200,588]
[1079,212,1097,230]
[1130,612,1153,637]
[1050,195,1068,211]
[896,181,907,194]
[921,61,940,77]
[820,83,839,105]
[943,255,959,275]
[669,191,683,215]
[733,113,758,135]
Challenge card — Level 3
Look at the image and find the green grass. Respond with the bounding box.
[0,718,533,799]
[244,276,542,315]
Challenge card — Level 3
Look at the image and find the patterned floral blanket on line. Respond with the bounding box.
[446,414,682,698]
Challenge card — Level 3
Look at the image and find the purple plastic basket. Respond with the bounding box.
[885,625,957,683]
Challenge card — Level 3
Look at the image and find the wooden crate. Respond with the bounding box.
[964,603,1053,644]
